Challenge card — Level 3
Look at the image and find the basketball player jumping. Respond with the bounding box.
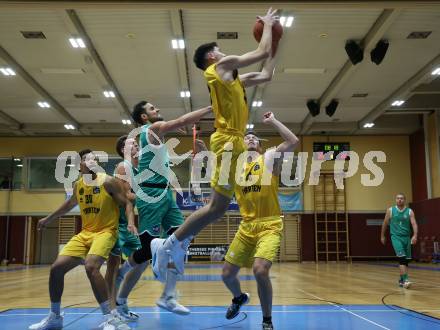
[153,8,280,279]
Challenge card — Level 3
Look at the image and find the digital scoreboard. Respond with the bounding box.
[313,142,350,160]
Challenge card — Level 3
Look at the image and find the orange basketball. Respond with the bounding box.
[253,20,283,56]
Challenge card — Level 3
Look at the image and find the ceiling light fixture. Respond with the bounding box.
[37,101,50,108]
[103,91,115,98]
[69,37,86,49]
[172,39,185,49]
[0,67,16,76]
[391,100,405,107]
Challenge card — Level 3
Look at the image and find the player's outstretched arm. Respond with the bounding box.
[217,8,278,71]
[150,106,212,138]
[240,55,276,88]
[38,183,78,230]
[263,112,299,176]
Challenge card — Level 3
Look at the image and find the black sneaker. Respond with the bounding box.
[225,293,250,319]
[262,322,274,330]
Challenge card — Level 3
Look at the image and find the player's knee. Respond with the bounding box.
[398,257,408,266]
[133,247,151,264]
[84,262,100,276]
[253,264,269,279]
[222,266,234,281]
[50,262,65,276]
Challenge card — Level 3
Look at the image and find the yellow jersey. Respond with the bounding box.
[76,173,119,233]
[235,155,281,222]
[204,63,248,134]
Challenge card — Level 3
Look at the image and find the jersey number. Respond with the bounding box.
[85,195,93,204]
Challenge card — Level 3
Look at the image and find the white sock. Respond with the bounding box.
[50,302,61,316]
[116,297,128,306]
[100,300,111,315]
[163,268,178,298]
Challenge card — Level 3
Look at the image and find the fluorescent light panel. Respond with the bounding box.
[172,39,185,49]
[64,124,75,130]
[0,67,16,76]
[432,67,440,75]
[363,123,375,128]
[37,101,50,108]
[391,100,405,106]
[280,16,294,27]
[69,38,85,49]
[103,91,115,98]
[180,90,190,98]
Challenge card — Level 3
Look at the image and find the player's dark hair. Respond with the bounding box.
[116,135,128,158]
[132,101,148,125]
[79,148,93,159]
[193,42,218,70]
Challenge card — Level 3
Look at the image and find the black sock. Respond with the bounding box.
[263,316,272,324]
[233,293,245,304]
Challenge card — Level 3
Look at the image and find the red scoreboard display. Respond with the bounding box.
[313,142,350,160]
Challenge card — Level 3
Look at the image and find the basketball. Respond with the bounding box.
[253,20,283,56]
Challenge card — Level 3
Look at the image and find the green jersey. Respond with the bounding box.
[389,206,412,237]
[138,124,170,186]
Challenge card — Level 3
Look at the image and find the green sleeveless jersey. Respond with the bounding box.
[390,206,411,237]
[138,124,170,186]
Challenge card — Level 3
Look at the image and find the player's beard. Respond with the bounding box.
[148,116,164,124]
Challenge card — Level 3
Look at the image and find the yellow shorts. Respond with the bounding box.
[210,129,246,198]
[225,217,283,268]
[59,230,117,260]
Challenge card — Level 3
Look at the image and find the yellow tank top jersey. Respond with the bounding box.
[76,173,119,233]
[235,155,281,222]
[204,63,248,133]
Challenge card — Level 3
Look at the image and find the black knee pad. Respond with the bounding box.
[166,226,180,236]
[132,232,156,264]
[398,257,408,266]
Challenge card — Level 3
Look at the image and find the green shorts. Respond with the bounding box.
[110,227,142,258]
[136,188,184,237]
[391,235,412,259]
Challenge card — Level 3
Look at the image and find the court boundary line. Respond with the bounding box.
[296,288,391,330]
[392,304,440,322]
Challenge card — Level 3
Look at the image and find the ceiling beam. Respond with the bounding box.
[358,52,440,128]
[170,9,192,117]
[0,109,26,135]
[66,9,133,120]
[299,9,401,135]
[0,45,82,132]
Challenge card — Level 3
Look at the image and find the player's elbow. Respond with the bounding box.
[262,73,273,83]
[287,137,299,150]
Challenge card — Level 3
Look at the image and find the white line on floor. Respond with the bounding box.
[296,288,392,330]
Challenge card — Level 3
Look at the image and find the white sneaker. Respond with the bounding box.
[116,302,140,321]
[151,238,168,282]
[99,313,131,330]
[163,237,189,275]
[156,295,190,315]
[403,280,412,289]
[29,312,63,330]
